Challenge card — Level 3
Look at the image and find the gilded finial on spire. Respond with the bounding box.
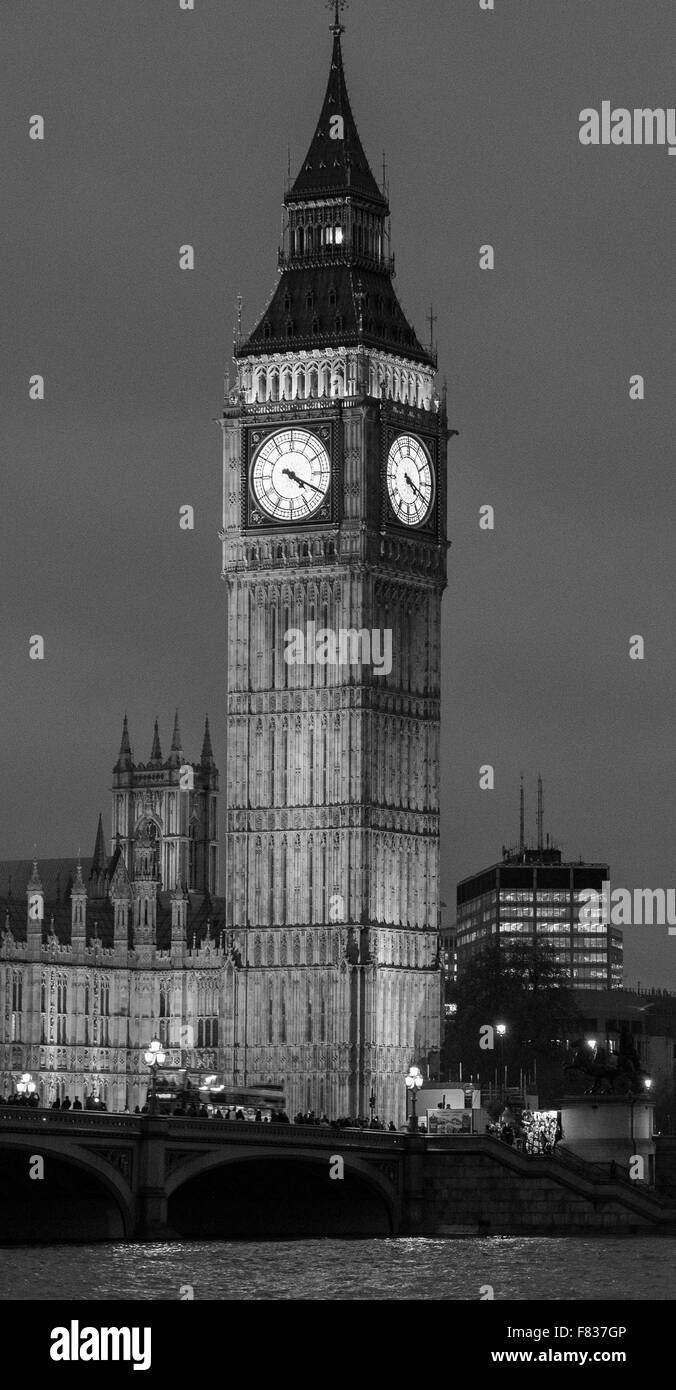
[327,0,347,36]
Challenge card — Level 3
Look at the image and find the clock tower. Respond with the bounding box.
[220,6,449,1124]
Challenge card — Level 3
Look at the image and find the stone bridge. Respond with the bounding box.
[1,1107,674,1242]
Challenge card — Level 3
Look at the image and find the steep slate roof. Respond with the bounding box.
[238,24,434,370]
[0,890,226,952]
[289,31,387,206]
[0,858,93,904]
[245,264,429,362]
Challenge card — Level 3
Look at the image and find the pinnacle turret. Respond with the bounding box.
[27,859,42,893]
[92,813,106,873]
[72,856,87,895]
[200,716,214,766]
[149,719,163,767]
[167,710,183,768]
[114,713,133,774]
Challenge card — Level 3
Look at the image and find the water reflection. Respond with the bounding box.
[2,1236,674,1301]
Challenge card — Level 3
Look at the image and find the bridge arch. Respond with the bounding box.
[166,1144,398,1238]
[0,1132,134,1241]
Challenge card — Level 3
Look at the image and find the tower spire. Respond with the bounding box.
[537,774,544,852]
[168,709,183,768]
[200,715,214,766]
[328,0,347,36]
[288,12,385,206]
[149,718,163,767]
[92,812,106,873]
[519,774,524,856]
[114,713,133,774]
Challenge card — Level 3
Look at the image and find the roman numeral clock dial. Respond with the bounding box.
[386,434,435,527]
[251,428,331,523]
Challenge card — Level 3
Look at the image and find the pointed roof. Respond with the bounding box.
[238,19,434,371]
[27,859,42,893]
[72,856,87,898]
[149,718,163,766]
[114,713,133,773]
[244,262,430,362]
[200,715,214,765]
[92,813,106,873]
[289,29,386,207]
[172,874,189,902]
[167,710,183,768]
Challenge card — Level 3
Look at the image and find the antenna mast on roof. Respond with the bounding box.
[537,774,544,852]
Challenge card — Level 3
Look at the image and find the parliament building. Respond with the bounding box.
[1,11,448,1123]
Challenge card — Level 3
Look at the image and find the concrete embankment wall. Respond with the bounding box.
[404,1140,675,1235]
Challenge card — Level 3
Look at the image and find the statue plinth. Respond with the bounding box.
[555,1094,655,1183]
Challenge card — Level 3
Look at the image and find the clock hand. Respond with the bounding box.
[282,467,324,495]
[403,471,422,500]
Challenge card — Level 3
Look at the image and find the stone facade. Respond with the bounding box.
[0,717,223,1111]
[219,23,448,1124]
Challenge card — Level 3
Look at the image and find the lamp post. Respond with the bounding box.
[405,1065,423,1133]
[143,1038,166,1114]
[496,1023,507,1099]
[16,1072,36,1105]
[368,1089,376,1126]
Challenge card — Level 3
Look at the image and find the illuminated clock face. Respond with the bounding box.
[386,434,434,526]
[252,429,331,522]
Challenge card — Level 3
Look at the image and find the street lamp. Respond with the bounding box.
[405,1065,423,1133]
[643,1078,652,1091]
[143,1038,166,1114]
[496,1023,507,1097]
[16,1072,36,1104]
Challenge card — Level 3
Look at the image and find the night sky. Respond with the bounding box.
[2,1,675,989]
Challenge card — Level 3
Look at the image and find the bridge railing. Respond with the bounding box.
[0,1107,406,1147]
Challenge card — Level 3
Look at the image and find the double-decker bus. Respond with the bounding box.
[151,1070,286,1119]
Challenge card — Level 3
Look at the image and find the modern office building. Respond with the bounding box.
[456,782,622,990]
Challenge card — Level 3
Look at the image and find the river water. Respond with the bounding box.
[1,1236,674,1300]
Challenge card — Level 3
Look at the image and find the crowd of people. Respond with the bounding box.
[0,1093,105,1111]
[0,1093,406,1128]
[487,1108,562,1156]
